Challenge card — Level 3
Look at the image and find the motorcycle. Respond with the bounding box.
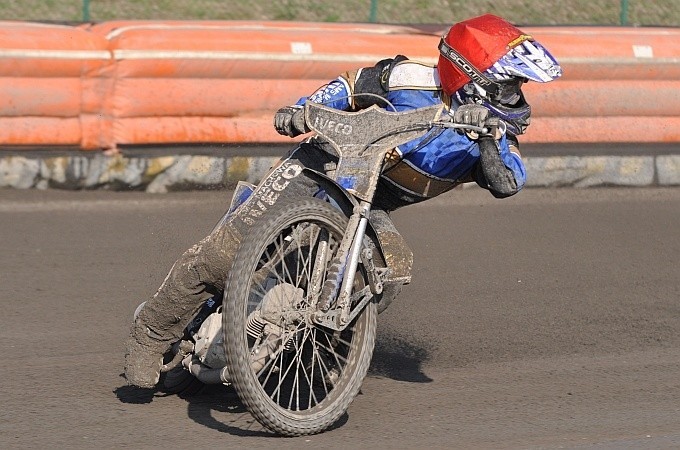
[134,101,484,435]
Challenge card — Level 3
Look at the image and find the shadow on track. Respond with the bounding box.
[112,330,430,435]
[182,384,350,436]
[114,382,273,436]
[114,381,349,436]
[182,384,272,437]
[368,332,433,383]
[114,384,156,404]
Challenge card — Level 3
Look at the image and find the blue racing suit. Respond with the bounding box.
[293,56,527,209]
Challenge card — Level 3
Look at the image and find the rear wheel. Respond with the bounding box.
[223,198,377,436]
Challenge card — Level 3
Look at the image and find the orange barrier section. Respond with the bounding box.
[0,20,679,149]
[112,79,324,117]
[523,81,680,117]
[519,27,680,142]
[97,20,444,148]
[0,21,111,147]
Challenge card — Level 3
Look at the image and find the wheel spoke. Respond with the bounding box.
[316,330,349,368]
[295,326,320,408]
[288,332,304,411]
[257,347,279,387]
[311,327,332,395]
[255,324,301,379]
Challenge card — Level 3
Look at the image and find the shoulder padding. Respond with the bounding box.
[388,61,440,91]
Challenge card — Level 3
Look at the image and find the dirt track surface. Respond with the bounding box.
[1,187,679,449]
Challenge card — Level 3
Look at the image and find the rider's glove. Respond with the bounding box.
[274,105,305,137]
[453,104,502,139]
[454,104,489,128]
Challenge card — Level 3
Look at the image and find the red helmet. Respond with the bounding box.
[438,14,536,96]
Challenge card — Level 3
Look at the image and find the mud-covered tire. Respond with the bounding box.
[223,197,377,436]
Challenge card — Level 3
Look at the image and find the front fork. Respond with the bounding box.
[312,200,381,330]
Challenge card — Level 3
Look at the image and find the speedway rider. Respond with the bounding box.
[124,14,562,389]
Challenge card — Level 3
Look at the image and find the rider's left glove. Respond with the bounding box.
[274,105,305,137]
[453,104,503,139]
[454,104,489,129]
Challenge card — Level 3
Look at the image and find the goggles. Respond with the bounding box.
[494,78,525,105]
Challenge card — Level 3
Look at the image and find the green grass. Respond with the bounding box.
[0,0,678,26]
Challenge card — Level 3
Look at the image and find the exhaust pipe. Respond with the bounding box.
[182,355,230,385]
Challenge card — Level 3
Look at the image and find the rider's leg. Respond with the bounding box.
[124,225,238,388]
[124,144,332,388]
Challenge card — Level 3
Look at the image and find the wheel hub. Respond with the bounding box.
[259,283,306,326]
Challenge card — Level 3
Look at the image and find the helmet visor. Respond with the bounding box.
[486,40,562,84]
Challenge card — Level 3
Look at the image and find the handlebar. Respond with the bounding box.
[291,108,309,135]
[431,120,489,134]
[301,102,502,163]
[298,101,495,140]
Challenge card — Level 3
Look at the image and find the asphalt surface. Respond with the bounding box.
[1,187,679,449]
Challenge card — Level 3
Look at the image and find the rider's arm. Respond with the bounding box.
[293,78,352,111]
[473,132,526,198]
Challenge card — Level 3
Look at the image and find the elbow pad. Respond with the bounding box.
[475,136,519,198]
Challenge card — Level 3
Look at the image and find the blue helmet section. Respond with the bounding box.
[485,40,562,83]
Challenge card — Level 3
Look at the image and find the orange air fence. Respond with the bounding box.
[0,20,679,150]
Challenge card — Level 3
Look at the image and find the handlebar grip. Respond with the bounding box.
[292,110,310,134]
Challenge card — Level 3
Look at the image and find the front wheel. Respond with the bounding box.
[223,197,377,436]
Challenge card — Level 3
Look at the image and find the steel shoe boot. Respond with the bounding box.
[123,320,170,389]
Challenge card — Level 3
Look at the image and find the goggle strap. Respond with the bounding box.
[438,38,500,97]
